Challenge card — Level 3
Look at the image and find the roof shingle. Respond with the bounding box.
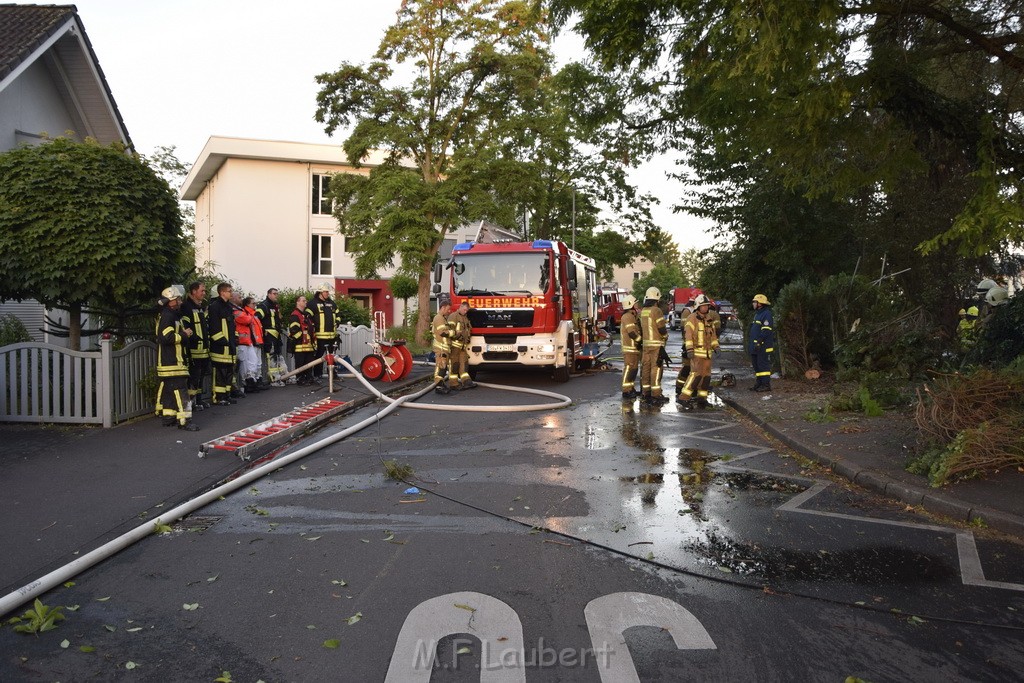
[0,4,76,83]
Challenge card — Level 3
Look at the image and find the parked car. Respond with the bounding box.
[716,300,735,323]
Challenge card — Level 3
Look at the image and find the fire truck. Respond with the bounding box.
[435,239,598,382]
[596,284,628,332]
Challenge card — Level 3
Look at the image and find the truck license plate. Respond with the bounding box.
[488,344,515,352]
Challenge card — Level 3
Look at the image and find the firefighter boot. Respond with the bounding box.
[178,419,200,432]
[435,382,451,395]
[162,415,177,427]
[755,382,772,392]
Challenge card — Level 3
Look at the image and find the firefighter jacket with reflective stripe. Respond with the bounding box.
[156,307,188,377]
[685,311,720,359]
[620,310,641,353]
[308,295,338,340]
[208,296,237,363]
[432,312,452,353]
[640,305,667,348]
[447,310,472,349]
[180,297,209,359]
[256,298,282,339]
[289,309,315,352]
[749,306,775,354]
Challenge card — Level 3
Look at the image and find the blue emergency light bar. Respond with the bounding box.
[531,240,554,249]
[452,242,475,252]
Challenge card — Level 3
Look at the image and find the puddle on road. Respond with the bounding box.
[686,531,958,584]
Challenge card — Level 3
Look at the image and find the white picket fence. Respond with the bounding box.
[0,339,155,428]
[336,323,374,365]
[0,326,376,429]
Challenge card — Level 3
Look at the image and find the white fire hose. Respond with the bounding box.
[0,357,570,616]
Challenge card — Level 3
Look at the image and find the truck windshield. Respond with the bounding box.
[453,252,550,296]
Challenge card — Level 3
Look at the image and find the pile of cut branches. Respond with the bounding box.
[913,369,1024,486]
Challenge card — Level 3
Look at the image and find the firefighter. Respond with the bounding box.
[257,287,285,385]
[957,305,978,351]
[180,281,211,410]
[619,295,642,398]
[308,282,339,381]
[680,293,720,408]
[432,294,454,394]
[448,300,477,389]
[155,285,199,431]
[674,304,693,402]
[749,293,775,392]
[289,295,317,385]
[640,287,669,405]
[207,282,238,405]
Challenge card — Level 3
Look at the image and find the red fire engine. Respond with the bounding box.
[436,239,598,382]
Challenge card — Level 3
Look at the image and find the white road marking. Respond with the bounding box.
[585,592,716,683]
[385,591,526,682]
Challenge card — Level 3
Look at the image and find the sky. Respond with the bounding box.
[68,0,715,250]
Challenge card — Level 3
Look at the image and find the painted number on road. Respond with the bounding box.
[385,591,716,681]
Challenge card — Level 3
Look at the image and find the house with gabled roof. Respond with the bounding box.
[0,3,132,343]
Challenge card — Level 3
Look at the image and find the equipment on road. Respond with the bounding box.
[360,310,413,382]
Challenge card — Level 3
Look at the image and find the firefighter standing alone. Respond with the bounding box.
[749,293,775,392]
[619,295,642,398]
[640,287,669,405]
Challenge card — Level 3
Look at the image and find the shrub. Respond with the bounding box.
[0,314,33,346]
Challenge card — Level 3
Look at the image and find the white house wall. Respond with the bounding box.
[0,59,81,151]
[192,156,405,321]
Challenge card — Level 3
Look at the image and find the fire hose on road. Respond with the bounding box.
[0,357,571,616]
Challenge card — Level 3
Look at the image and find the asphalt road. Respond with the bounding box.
[2,336,1023,682]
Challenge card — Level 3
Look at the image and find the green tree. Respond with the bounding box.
[315,0,550,344]
[144,145,196,274]
[0,138,185,349]
[631,263,686,304]
[388,273,419,326]
[551,0,1024,257]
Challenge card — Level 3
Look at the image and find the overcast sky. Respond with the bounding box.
[69,0,713,250]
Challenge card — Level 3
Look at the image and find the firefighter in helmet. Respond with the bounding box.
[619,295,642,398]
[640,287,668,405]
[448,299,476,390]
[155,285,199,431]
[680,293,720,408]
[432,294,454,394]
[749,293,775,392]
[674,302,693,400]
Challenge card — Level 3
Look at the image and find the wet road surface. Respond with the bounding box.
[2,333,1023,681]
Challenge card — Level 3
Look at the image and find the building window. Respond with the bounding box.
[633,272,640,281]
[312,174,332,215]
[312,234,333,275]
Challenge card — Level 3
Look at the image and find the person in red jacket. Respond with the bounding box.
[235,296,264,393]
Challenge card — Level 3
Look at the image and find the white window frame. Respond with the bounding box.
[312,174,332,215]
[311,234,334,275]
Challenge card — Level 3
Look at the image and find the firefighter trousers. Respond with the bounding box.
[621,350,640,392]
[640,345,664,397]
[681,356,712,400]
[156,375,191,425]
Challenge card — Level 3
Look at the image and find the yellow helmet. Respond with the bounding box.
[966,306,979,318]
[644,287,661,301]
[621,295,637,310]
[753,293,770,305]
[958,308,966,316]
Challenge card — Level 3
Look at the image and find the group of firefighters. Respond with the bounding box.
[154,281,344,432]
[956,278,1011,351]
[619,289,776,408]
[430,293,478,393]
